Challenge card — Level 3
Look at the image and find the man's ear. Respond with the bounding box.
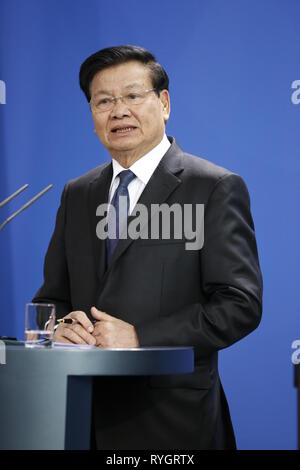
[160,89,171,122]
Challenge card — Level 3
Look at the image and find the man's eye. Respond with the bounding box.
[98,98,110,105]
[127,93,140,100]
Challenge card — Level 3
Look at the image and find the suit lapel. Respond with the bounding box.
[88,162,112,282]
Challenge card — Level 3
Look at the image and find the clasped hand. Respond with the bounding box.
[54,307,139,348]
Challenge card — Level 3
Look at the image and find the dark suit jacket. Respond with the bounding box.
[33,136,263,449]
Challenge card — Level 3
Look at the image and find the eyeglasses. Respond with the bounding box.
[89,88,157,113]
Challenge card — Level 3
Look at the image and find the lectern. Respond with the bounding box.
[0,345,194,450]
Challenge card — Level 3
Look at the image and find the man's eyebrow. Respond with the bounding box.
[93,83,145,97]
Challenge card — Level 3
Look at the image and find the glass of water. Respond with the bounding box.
[25,303,56,348]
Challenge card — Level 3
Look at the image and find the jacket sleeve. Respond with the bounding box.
[135,174,263,358]
[32,183,72,318]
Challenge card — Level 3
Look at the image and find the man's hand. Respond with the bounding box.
[91,306,139,348]
[54,311,96,345]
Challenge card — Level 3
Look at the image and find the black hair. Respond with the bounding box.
[79,45,169,102]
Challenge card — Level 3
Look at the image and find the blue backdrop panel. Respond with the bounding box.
[0,0,299,449]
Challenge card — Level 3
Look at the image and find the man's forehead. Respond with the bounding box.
[90,62,151,95]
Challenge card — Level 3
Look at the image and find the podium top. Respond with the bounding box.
[3,345,194,376]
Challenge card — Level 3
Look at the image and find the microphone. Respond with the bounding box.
[0,184,53,232]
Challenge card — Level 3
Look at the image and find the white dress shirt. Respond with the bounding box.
[108,134,171,214]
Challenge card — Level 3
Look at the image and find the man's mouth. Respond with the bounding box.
[111,126,137,134]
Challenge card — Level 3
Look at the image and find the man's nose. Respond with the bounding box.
[111,97,131,118]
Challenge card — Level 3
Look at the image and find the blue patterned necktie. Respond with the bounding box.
[106,169,136,266]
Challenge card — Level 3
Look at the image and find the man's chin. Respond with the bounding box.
[108,140,141,153]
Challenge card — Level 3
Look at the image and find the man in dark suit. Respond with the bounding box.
[33,45,263,449]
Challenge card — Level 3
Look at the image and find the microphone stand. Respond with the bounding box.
[0,184,53,231]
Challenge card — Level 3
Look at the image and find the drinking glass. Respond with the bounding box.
[25,303,56,348]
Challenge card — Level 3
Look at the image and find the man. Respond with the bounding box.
[33,45,263,449]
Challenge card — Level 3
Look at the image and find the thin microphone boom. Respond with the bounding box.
[0,184,29,208]
[0,184,53,232]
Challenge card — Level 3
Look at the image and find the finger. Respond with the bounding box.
[54,334,73,344]
[54,326,75,344]
[61,326,90,345]
[91,306,115,322]
[54,327,68,342]
[70,311,95,333]
[71,323,96,345]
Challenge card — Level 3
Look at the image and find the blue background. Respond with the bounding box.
[0,0,299,449]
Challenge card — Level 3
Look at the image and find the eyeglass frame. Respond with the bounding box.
[89,87,159,113]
